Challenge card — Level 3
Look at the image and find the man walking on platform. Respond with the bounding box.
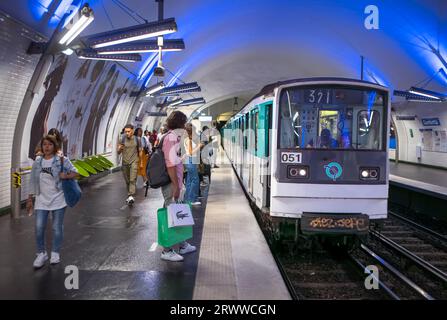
[117,124,143,205]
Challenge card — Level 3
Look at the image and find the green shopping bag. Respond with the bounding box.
[157,207,193,247]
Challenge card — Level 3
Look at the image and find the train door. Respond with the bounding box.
[255,102,272,209]
[248,109,257,195]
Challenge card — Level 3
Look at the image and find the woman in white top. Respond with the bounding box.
[27,135,79,268]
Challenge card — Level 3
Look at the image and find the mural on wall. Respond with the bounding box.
[103,77,130,153]
[28,54,69,159]
[26,54,136,162]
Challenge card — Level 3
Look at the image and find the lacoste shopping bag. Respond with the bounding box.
[167,203,194,228]
[157,208,192,248]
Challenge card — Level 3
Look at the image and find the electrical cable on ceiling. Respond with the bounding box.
[111,0,148,24]
[414,69,441,88]
[101,0,115,29]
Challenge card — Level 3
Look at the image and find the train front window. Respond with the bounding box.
[279,86,386,150]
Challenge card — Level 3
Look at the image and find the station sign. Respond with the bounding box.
[421,117,441,126]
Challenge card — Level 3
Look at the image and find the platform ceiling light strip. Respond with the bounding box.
[178,97,206,106]
[97,39,185,54]
[77,49,141,62]
[167,98,183,108]
[394,90,443,102]
[156,82,201,96]
[59,4,94,45]
[408,87,443,100]
[145,82,165,96]
[86,17,177,49]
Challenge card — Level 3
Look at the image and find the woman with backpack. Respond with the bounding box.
[26,134,79,268]
[159,111,196,262]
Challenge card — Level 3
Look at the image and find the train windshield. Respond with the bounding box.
[278,86,387,150]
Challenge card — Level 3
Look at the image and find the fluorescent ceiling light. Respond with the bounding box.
[59,4,94,45]
[168,98,183,107]
[156,82,201,96]
[86,18,177,49]
[77,49,141,62]
[96,39,185,54]
[394,90,443,102]
[145,82,165,96]
[178,97,206,106]
[408,87,441,100]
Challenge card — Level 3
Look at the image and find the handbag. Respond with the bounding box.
[60,157,82,207]
[157,207,192,247]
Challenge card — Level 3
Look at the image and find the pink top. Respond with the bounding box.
[162,130,183,188]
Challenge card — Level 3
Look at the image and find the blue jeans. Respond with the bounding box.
[184,162,199,203]
[35,208,66,253]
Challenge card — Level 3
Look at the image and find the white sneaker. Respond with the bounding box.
[179,242,197,255]
[50,252,60,264]
[126,196,135,205]
[33,252,48,268]
[161,250,184,262]
[191,201,201,206]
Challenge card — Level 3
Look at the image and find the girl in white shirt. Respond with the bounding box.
[27,135,79,268]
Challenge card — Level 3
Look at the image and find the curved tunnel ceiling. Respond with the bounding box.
[2,0,447,117]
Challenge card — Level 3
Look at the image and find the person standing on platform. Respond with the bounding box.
[183,123,202,206]
[160,111,196,262]
[117,124,143,205]
[27,134,79,268]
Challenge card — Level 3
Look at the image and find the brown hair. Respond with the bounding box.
[166,111,187,130]
[185,123,193,138]
[40,134,59,155]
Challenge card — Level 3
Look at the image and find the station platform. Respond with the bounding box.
[0,162,290,299]
[389,161,447,200]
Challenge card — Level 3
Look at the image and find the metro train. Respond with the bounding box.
[222,78,390,247]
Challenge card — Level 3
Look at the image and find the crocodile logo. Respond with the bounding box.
[176,211,189,219]
[324,162,343,181]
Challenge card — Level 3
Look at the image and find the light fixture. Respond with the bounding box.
[233,97,239,113]
[408,87,443,100]
[144,82,165,96]
[85,17,177,49]
[167,98,183,107]
[394,90,443,102]
[156,82,201,96]
[62,48,74,55]
[96,39,185,54]
[77,49,141,62]
[59,3,94,46]
[178,97,206,106]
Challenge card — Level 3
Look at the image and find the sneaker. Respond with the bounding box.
[191,201,201,206]
[126,196,135,205]
[33,252,48,268]
[161,250,184,262]
[179,242,197,255]
[50,252,60,264]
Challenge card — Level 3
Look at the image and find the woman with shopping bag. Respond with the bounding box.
[158,111,196,262]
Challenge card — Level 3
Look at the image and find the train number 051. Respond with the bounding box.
[281,152,302,163]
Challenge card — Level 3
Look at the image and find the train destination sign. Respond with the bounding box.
[301,213,369,235]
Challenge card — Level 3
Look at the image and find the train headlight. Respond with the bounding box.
[361,170,369,178]
[360,167,380,181]
[288,166,309,179]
